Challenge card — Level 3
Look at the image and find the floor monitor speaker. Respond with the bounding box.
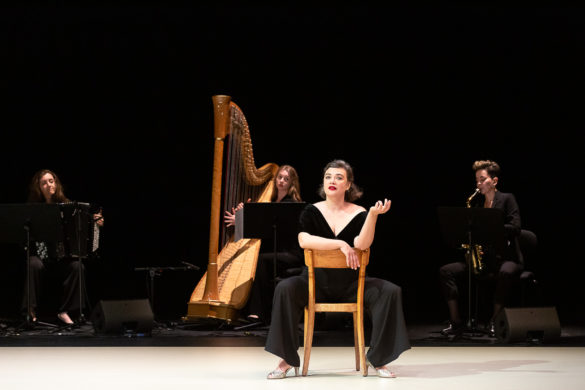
[91,299,154,335]
[494,307,561,343]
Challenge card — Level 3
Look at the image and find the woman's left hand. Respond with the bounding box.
[370,198,391,215]
[340,243,360,270]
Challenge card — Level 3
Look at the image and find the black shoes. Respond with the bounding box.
[441,321,464,336]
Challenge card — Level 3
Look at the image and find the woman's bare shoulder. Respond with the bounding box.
[346,202,366,213]
[313,201,326,210]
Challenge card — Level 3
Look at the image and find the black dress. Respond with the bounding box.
[265,203,411,368]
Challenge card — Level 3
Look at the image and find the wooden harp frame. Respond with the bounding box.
[184,95,278,323]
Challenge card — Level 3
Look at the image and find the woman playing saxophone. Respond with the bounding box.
[439,160,522,337]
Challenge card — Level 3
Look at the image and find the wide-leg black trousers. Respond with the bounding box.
[247,251,303,322]
[265,271,411,368]
[22,255,85,315]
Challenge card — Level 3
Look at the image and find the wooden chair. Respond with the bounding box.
[302,248,370,376]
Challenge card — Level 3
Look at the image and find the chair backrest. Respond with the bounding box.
[518,229,538,269]
[304,248,370,269]
[304,248,370,309]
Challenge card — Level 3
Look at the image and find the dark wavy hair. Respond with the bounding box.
[472,160,501,178]
[271,165,302,202]
[317,159,363,202]
[27,169,70,203]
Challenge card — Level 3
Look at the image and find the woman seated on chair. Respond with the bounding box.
[224,164,304,324]
[22,169,104,325]
[264,159,410,379]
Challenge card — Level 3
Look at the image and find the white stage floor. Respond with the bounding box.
[1,346,584,390]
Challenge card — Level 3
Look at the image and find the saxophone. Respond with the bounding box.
[463,188,484,275]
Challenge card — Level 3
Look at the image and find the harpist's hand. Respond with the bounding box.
[224,210,236,227]
[370,199,391,216]
[340,243,360,270]
[224,202,245,227]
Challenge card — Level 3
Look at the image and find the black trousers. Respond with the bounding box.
[265,271,411,368]
[246,251,303,322]
[22,256,85,315]
[439,260,523,306]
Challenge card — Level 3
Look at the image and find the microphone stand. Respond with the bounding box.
[464,190,484,337]
[75,201,87,325]
[59,201,93,328]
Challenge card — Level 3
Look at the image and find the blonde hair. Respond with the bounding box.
[271,165,302,202]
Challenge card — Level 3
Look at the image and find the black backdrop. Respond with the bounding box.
[1,4,584,325]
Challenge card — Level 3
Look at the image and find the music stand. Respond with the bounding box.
[235,202,306,288]
[59,202,93,324]
[437,206,506,335]
[0,203,63,328]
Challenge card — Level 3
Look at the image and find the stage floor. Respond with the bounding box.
[2,318,585,347]
[2,319,585,389]
[1,345,584,390]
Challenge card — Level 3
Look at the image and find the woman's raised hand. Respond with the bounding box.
[370,198,391,216]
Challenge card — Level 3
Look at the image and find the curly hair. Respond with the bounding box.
[472,160,501,178]
[317,159,363,202]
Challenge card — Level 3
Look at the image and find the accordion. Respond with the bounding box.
[59,202,100,258]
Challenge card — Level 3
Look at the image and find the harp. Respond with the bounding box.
[185,95,279,323]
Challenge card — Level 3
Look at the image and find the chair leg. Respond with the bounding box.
[302,306,315,376]
[356,310,367,376]
[352,312,359,371]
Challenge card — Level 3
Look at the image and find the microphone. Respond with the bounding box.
[181,261,200,270]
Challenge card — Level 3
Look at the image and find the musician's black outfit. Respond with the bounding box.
[439,191,523,333]
[21,240,85,320]
[246,194,303,323]
[265,203,411,368]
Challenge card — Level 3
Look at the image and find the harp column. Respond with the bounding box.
[202,94,231,301]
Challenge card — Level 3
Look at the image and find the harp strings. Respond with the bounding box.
[220,114,264,248]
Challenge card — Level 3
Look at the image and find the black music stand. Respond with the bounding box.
[0,203,63,328]
[236,202,306,288]
[437,206,506,336]
[59,202,93,324]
